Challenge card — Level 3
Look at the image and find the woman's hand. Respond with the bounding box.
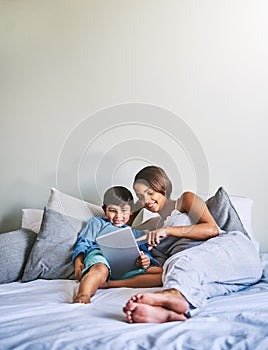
[146,228,168,247]
[136,251,151,269]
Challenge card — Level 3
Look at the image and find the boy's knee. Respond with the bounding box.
[91,262,109,275]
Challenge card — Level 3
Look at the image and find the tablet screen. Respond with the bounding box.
[96,227,141,278]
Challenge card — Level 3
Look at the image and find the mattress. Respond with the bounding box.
[1,254,268,350]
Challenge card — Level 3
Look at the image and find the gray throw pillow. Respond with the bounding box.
[206,187,249,237]
[21,207,85,282]
[0,229,37,284]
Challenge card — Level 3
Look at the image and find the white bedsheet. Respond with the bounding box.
[1,254,268,350]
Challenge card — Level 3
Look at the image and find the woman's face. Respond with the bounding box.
[134,182,166,213]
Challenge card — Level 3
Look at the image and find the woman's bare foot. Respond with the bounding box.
[73,294,91,304]
[123,300,187,323]
[123,290,189,323]
[129,290,188,313]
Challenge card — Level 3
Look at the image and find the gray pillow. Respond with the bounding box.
[206,187,249,237]
[0,229,37,284]
[21,207,85,282]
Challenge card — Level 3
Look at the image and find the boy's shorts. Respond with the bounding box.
[82,249,111,277]
[82,249,147,280]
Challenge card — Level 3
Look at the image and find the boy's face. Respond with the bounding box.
[105,204,131,227]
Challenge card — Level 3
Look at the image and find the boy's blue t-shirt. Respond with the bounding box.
[72,217,156,265]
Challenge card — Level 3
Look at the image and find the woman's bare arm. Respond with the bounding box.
[146,192,219,245]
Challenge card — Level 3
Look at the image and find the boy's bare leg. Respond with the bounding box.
[123,289,189,323]
[101,267,163,288]
[73,263,109,304]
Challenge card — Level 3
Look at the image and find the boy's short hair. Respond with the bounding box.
[102,186,134,210]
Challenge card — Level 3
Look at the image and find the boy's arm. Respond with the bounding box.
[74,253,85,280]
[72,217,102,264]
[72,236,99,264]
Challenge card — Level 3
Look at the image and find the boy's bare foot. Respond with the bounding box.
[123,300,187,323]
[73,294,91,304]
[123,290,189,323]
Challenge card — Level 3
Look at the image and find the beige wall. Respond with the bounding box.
[1,0,268,251]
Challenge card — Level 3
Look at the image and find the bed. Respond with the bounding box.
[1,187,267,350]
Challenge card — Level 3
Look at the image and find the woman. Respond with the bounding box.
[123,165,262,323]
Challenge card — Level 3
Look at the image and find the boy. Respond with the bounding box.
[72,186,162,304]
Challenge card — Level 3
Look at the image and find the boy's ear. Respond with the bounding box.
[102,205,106,213]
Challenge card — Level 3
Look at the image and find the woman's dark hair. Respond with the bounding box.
[133,166,172,199]
[102,186,134,210]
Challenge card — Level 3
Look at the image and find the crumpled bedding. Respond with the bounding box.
[0,254,268,350]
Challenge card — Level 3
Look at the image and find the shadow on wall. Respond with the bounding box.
[0,179,50,233]
[0,211,22,234]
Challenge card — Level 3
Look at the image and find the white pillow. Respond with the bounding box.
[131,208,160,228]
[21,188,105,233]
[227,195,259,252]
[131,208,161,231]
[47,187,105,222]
[21,209,44,234]
[227,195,253,237]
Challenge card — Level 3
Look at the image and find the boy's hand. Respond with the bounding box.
[136,251,150,269]
[74,255,85,280]
[74,262,84,280]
